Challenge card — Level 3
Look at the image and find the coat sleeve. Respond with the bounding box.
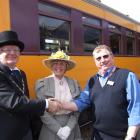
[66,112,79,130]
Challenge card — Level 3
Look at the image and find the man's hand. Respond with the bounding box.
[48,98,62,113]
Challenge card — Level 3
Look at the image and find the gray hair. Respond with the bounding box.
[92,45,113,57]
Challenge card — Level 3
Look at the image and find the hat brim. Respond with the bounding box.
[43,58,76,71]
[0,40,24,52]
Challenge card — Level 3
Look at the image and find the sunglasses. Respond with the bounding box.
[95,54,109,61]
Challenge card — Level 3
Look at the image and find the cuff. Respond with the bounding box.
[45,99,48,109]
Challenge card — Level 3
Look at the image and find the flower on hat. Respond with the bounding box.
[43,50,76,71]
[49,50,70,60]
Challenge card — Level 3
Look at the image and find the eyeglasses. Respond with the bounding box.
[95,54,109,61]
[0,49,20,53]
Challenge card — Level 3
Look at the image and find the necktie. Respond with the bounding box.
[12,70,22,80]
[11,70,23,88]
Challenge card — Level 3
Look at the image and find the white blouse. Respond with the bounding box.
[52,75,72,115]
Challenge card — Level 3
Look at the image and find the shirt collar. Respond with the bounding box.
[10,67,19,71]
[52,74,65,82]
[97,66,116,78]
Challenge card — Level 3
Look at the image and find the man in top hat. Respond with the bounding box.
[0,30,62,140]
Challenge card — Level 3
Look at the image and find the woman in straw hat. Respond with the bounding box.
[35,50,82,140]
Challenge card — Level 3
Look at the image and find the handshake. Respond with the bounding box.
[47,98,77,113]
[47,98,63,113]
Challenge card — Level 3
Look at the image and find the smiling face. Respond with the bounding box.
[51,60,67,79]
[93,48,114,75]
[0,45,20,69]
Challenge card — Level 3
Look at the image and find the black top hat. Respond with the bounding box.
[0,31,24,52]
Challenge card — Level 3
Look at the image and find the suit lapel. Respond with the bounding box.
[0,63,24,95]
[11,70,24,89]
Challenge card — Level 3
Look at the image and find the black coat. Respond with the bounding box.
[0,63,46,140]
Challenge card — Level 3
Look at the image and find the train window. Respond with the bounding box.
[38,2,70,17]
[83,26,101,52]
[39,15,70,52]
[108,23,121,33]
[109,32,120,54]
[82,15,101,26]
[126,30,134,37]
[126,37,134,55]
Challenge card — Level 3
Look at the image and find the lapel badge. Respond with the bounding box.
[107,80,114,86]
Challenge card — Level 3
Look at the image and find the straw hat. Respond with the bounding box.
[43,50,76,71]
[0,31,24,52]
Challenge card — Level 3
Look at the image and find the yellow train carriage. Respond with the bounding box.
[0,0,140,98]
[1,0,140,139]
[17,55,140,98]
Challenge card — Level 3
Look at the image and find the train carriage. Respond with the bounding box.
[0,0,140,139]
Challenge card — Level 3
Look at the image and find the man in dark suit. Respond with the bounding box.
[0,30,62,140]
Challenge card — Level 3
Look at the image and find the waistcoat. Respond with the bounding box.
[90,68,130,138]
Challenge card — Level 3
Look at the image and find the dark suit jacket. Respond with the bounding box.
[0,63,46,140]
